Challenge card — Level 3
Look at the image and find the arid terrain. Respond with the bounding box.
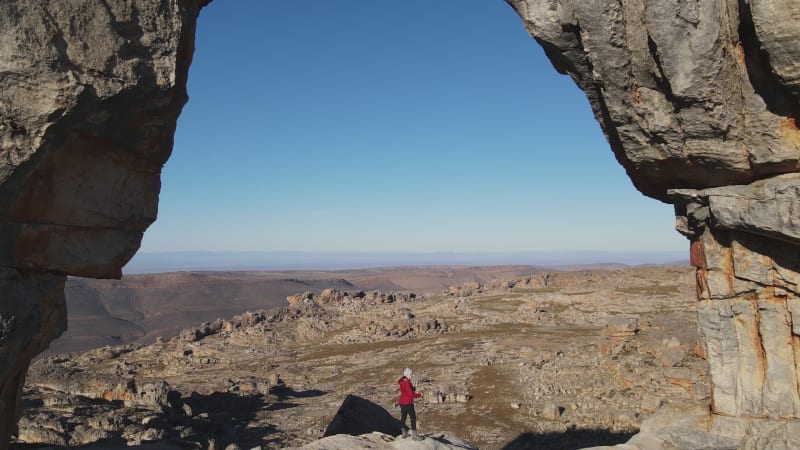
[16,265,707,450]
[56,266,552,354]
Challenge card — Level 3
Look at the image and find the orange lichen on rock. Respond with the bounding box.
[779,118,800,148]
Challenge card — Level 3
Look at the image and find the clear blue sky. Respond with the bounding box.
[137,0,688,256]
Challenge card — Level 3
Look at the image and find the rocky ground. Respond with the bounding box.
[13,265,707,450]
[57,266,545,354]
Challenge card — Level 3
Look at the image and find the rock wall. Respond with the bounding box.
[505,0,800,428]
[0,270,64,445]
[0,0,207,446]
[1,0,799,447]
[670,179,800,419]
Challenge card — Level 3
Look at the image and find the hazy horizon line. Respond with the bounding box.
[124,249,688,274]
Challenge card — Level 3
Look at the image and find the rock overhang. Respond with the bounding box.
[1,0,800,447]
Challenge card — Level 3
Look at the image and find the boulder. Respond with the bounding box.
[287,431,478,450]
[0,0,208,443]
[542,403,562,420]
[507,0,800,429]
[323,395,401,438]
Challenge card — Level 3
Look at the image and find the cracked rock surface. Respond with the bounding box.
[3,0,800,447]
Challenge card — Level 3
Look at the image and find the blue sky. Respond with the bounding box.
[136,0,688,258]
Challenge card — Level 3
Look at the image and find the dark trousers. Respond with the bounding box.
[400,403,417,431]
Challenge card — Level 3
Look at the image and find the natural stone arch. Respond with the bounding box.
[1,0,800,448]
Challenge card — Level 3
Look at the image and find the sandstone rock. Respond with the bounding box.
[0,269,66,444]
[603,317,640,338]
[641,394,663,413]
[504,2,800,436]
[14,266,707,448]
[69,425,111,446]
[15,416,68,446]
[508,1,800,202]
[287,292,314,306]
[0,0,798,447]
[88,413,124,431]
[0,0,209,442]
[104,380,170,408]
[452,393,471,403]
[422,389,470,404]
[542,403,562,420]
[131,427,166,444]
[424,391,446,404]
[15,427,68,447]
[663,368,700,391]
[0,0,207,276]
[656,337,687,368]
[286,431,478,450]
[180,329,202,343]
[323,394,401,438]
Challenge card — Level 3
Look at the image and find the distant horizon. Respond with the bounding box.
[123,249,689,274]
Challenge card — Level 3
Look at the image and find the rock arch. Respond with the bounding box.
[1,0,799,447]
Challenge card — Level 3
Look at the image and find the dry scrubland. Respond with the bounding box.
[16,265,706,450]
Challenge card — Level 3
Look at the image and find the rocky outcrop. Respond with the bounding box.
[1,0,799,447]
[0,0,207,446]
[0,269,65,446]
[18,267,702,448]
[0,0,207,277]
[286,432,478,450]
[505,0,800,441]
[506,0,800,202]
[323,394,402,437]
[670,182,800,419]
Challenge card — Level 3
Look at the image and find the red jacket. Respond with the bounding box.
[398,377,421,405]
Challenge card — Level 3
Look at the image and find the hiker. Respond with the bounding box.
[397,367,424,440]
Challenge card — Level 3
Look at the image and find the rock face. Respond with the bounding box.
[0,0,207,446]
[0,0,207,277]
[670,182,800,419]
[505,0,800,432]
[0,270,65,446]
[1,0,800,447]
[506,0,800,202]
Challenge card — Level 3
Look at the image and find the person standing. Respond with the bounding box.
[397,367,423,440]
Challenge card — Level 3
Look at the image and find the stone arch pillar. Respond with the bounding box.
[1,0,800,447]
[0,0,207,445]
[506,0,800,421]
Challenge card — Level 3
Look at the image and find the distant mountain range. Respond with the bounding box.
[123,250,688,274]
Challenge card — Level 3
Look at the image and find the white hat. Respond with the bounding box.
[403,368,413,377]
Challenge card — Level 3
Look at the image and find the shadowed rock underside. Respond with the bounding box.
[0,0,207,445]
[0,0,799,448]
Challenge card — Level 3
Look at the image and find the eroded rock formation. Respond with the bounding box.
[0,0,208,445]
[507,0,800,202]
[505,0,800,444]
[1,0,799,447]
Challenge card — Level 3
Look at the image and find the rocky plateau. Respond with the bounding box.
[2,0,800,448]
[13,265,712,449]
[56,266,549,355]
